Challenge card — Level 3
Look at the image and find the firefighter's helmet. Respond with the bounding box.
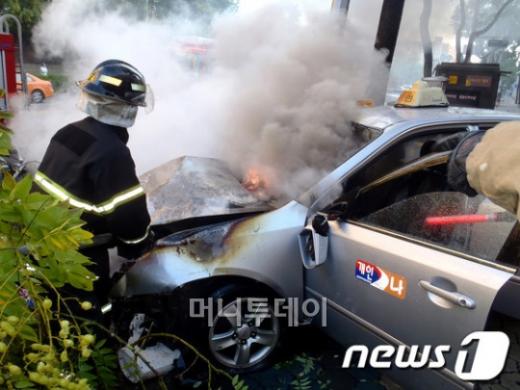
[76,60,147,107]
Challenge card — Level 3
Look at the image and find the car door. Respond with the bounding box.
[304,125,517,374]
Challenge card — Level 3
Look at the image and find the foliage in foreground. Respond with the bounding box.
[0,172,120,389]
[274,354,332,390]
[0,111,116,389]
[0,112,251,389]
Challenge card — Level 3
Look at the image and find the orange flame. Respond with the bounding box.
[243,168,268,193]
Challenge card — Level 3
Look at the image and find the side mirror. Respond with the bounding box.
[298,214,330,270]
[322,201,349,221]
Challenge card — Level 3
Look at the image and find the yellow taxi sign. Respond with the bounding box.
[395,79,449,108]
[397,90,416,106]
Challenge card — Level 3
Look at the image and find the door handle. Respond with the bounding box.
[419,280,476,310]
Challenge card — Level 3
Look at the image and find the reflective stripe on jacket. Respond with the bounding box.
[36,116,151,244]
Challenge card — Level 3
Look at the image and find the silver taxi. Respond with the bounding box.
[112,106,520,389]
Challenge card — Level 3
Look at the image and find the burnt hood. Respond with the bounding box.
[140,156,271,226]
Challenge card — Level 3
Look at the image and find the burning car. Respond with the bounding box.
[111,106,520,389]
[173,36,213,73]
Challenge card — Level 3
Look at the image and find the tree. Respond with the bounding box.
[420,0,433,77]
[111,0,238,21]
[0,0,50,42]
[455,0,466,62]
[453,0,515,63]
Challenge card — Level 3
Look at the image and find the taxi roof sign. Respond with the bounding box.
[395,78,449,108]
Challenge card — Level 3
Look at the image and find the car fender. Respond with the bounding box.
[112,201,308,301]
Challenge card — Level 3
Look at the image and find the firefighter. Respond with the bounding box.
[448,121,520,219]
[445,121,520,263]
[34,59,153,313]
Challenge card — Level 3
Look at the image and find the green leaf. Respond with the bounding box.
[2,173,16,191]
[95,339,107,349]
[0,124,123,387]
[14,379,35,388]
[25,192,52,208]
[19,323,38,342]
[0,111,13,120]
[0,249,17,270]
[0,206,22,223]
[0,129,12,156]
[90,344,119,389]
[63,269,94,291]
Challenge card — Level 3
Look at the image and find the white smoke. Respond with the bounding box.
[13,0,388,199]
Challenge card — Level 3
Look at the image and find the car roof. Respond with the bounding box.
[355,105,520,131]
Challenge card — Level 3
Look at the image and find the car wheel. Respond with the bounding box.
[208,296,281,370]
[31,90,45,104]
[181,285,284,372]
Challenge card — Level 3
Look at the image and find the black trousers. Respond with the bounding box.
[81,246,111,303]
[59,246,111,326]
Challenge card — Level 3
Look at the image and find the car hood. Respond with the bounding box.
[141,156,271,226]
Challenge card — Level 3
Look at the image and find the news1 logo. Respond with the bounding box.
[342,331,510,381]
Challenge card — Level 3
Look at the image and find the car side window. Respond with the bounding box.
[324,126,518,265]
[357,191,516,263]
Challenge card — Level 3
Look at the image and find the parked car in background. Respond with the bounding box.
[16,72,54,103]
[173,36,213,74]
[110,106,520,389]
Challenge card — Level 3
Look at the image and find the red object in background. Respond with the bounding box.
[0,33,17,94]
[181,43,210,55]
[425,212,513,226]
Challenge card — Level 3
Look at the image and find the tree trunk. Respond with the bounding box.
[420,0,433,76]
[455,0,466,63]
[374,0,406,64]
[464,0,513,63]
[464,0,481,62]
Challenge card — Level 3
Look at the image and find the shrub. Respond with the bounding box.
[0,111,119,389]
[39,74,68,91]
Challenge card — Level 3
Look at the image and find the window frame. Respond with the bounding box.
[321,121,518,273]
[347,215,516,274]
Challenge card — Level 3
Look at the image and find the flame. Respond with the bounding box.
[243,167,268,193]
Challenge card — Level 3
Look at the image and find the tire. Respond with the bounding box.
[480,314,520,390]
[31,90,45,104]
[184,284,284,372]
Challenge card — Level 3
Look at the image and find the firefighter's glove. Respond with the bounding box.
[466,121,520,218]
[446,130,486,196]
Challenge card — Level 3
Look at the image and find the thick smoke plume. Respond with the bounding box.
[13,0,388,199]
